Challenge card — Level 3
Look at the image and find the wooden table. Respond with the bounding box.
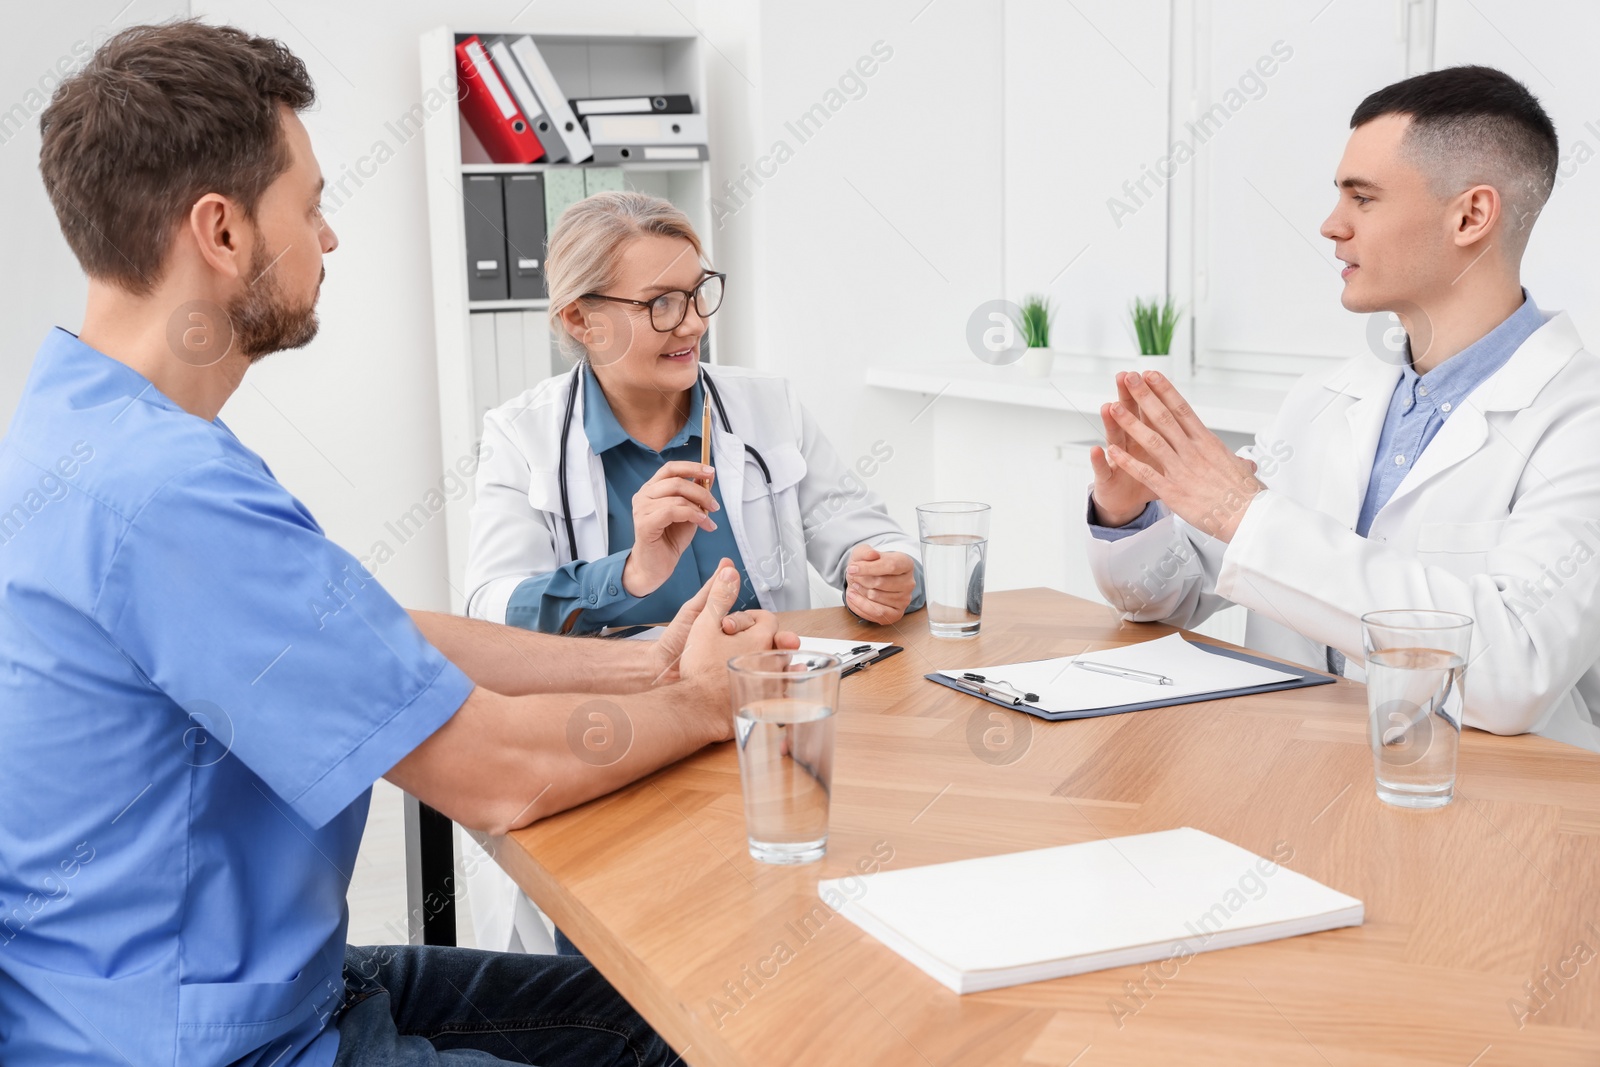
[489,589,1600,1066]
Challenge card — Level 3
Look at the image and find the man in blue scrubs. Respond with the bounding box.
[0,21,789,1066]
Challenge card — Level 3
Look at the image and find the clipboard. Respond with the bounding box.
[599,626,901,677]
[790,637,903,677]
[926,640,1336,722]
[839,643,903,677]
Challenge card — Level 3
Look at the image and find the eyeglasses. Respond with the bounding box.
[580,273,726,332]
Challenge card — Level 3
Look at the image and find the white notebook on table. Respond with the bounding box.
[821,827,1362,994]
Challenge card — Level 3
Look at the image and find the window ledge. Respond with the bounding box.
[865,355,1298,437]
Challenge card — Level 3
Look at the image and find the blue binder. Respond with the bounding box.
[926,639,1337,722]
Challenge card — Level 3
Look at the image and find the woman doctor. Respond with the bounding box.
[462,191,923,953]
[465,190,923,636]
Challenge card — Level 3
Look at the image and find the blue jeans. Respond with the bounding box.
[332,944,676,1066]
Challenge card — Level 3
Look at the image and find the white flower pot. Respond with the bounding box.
[1021,346,1055,377]
[1134,353,1177,379]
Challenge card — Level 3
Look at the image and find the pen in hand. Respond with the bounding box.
[698,400,713,489]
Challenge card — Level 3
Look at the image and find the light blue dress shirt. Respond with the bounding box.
[1351,292,1542,536]
[505,369,759,632]
[0,330,475,1066]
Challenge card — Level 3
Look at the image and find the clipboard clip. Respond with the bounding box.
[956,672,1039,706]
[839,644,880,676]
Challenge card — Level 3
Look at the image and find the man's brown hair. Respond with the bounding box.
[39,20,315,295]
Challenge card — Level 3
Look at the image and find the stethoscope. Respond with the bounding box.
[556,362,787,592]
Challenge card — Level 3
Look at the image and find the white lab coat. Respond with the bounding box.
[462,363,919,953]
[1087,309,1600,754]
[465,364,919,625]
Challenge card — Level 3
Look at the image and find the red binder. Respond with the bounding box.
[455,35,545,164]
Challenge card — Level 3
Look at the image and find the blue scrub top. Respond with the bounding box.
[0,330,475,1066]
[505,368,758,632]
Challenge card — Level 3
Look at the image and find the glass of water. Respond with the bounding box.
[727,650,841,864]
[1361,609,1473,809]
[916,502,991,638]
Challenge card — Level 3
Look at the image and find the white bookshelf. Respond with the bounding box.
[419,26,715,612]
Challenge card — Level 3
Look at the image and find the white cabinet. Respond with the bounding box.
[469,311,554,432]
[926,397,1095,598]
[1181,0,1421,377]
[1001,0,1428,377]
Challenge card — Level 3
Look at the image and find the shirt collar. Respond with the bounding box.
[32,327,184,416]
[1399,289,1542,409]
[581,365,705,455]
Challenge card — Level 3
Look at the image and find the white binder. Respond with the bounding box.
[582,113,709,147]
[505,36,593,163]
[487,39,566,164]
[590,144,709,163]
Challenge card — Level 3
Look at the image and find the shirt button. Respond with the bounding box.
[1441,402,1452,412]
[588,594,598,604]
[608,585,618,595]
[1418,385,1428,396]
[1395,454,1406,465]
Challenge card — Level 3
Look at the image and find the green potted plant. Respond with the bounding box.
[1130,295,1182,377]
[1014,293,1056,377]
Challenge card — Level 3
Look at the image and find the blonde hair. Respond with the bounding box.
[545,190,709,362]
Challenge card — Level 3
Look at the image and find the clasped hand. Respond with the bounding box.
[1088,370,1264,543]
[650,560,800,731]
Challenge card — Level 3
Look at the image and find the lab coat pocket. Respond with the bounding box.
[525,466,596,519]
[741,446,806,590]
[741,444,807,499]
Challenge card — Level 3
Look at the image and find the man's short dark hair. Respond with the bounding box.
[38,20,315,295]
[1351,65,1558,255]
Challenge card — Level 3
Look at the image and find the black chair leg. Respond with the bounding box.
[403,794,457,946]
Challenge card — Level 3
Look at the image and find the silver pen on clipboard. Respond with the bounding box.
[1072,660,1173,686]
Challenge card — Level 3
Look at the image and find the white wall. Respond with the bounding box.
[1005,0,1170,358]
[745,0,1003,545]
[1436,0,1600,343]
[0,0,188,427]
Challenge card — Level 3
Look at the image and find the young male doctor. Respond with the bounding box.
[1085,65,1600,753]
